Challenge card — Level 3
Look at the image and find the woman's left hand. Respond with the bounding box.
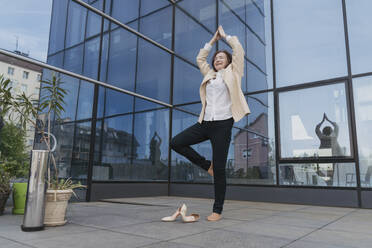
[218,25,226,39]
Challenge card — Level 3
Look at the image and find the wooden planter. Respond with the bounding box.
[44,189,73,226]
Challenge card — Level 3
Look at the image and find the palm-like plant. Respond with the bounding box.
[0,73,84,190]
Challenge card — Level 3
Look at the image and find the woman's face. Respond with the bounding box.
[214,52,228,71]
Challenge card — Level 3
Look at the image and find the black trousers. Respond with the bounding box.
[170,117,234,214]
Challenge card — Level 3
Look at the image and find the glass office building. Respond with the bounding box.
[44,0,372,208]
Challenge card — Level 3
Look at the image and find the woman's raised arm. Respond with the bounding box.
[196,30,220,76]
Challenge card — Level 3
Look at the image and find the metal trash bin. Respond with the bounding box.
[21,150,49,232]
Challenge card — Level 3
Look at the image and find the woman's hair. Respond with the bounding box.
[211,50,232,71]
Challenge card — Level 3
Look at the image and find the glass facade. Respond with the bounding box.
[44,0,372,205]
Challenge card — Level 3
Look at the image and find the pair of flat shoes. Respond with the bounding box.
[161,203,200,223]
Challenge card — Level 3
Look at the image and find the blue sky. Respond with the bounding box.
[0,0,52,62]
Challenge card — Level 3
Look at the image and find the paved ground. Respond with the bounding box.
[1,196,372,248]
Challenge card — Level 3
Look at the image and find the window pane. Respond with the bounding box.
[177,0,216,32]
[65,1,87,48]
[76,81,94,120]
[48,0,68,54]
[175,8,213,64]
[105,89,134,117]
[86,0,103,38]
[175,103,202,116]
[83,37,100,79]
[62,45,84,121]
[279,163,356,187]
[47,51,64,68]
[353,76,372,188]
[247,61,268,92]
[274,0,347,86]
[246,0,265,40]
[346,0,372,75]
[71,121,91,183]
[219,0,246,53]
[136,39,171,105]
[132,109,169,181]
[173,57,201,105]
[279,83,352,158]
[139,6,172,49]
[64,44,84,74]
[140,0,169,17]
[228,92,276,184]
[171,110,212,183]
[107,27,137,91]
[111,0,139,25]
[53,123,75,179]
[98,115,133,180]
[246,28,266,73]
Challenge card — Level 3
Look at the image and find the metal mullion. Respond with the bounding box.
[244,88,274,96]
[130,0,141,169]
[270,0,280,186]
[352,71,372,79]
[279,157,355,164]
[68,2,89,185]
[168,3,176,194]
[342,0,362,207]
[86,0,106,201]
[250,0,265,17]
[275,76,349,93]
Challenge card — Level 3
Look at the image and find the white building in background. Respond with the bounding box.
[0,52,42,150]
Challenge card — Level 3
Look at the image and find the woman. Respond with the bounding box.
[170,26,250,221]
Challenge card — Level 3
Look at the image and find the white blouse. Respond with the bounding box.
[203,38,233,121]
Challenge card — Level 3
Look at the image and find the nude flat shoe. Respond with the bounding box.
[180,204,199,223]
[161,204,184,222]
[207,212,222,221]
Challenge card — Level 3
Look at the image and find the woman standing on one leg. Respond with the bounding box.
[170,26,251,221]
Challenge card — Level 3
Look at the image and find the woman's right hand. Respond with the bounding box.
[209,30,221,46]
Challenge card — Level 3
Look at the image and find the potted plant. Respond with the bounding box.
[0,165,11,215]
[0,73,85,225]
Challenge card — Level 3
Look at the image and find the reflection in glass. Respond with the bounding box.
[279,83,351,158]
[53,123,75,179]
[346,0,372,74]
[274,0,347,86]
[133,109,169,181]
[100,115,134,180]
[71,121,91,181]
[353,76,372,188]
[279,163,356,187]
[227,93,276,184]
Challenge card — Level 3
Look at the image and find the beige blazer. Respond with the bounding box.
[196,36,251,123]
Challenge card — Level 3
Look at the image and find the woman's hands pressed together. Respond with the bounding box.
[208,25,227,46]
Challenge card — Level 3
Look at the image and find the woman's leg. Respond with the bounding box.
[170,122,211,171]
[209,119,233,214]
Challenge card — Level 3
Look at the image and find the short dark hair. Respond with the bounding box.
[211,50,232,72]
